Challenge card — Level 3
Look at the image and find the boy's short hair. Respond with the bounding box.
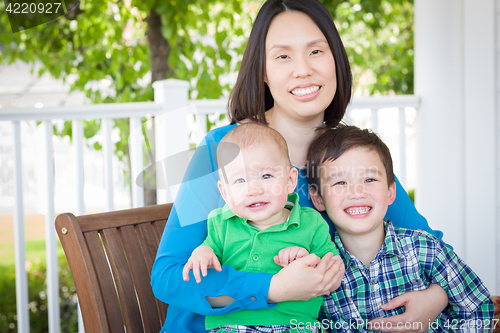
[306,124,395,193]
[217,123,291,176]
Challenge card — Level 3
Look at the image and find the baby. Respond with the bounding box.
[183,122,341,333]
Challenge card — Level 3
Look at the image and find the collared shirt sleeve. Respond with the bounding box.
[151,128,274,321]
[425,239,494,330]
[201,209,225,260]
[310,212,339,258]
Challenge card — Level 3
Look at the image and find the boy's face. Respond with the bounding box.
[218,143,297,224]
[311,147,396,237]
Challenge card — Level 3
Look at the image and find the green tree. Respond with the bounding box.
[0,0,414,201]
[322,0,414,95]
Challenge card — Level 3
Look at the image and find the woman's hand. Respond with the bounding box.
[329,255,344,291]
[268,252,344,303]
[367,284,448,332]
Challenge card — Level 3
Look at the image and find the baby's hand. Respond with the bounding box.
[274,246,309,267]
[182,245,222,283]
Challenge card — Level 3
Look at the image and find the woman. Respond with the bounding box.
[151,0,448,332]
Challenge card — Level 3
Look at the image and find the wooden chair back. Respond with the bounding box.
[56,204,172,333]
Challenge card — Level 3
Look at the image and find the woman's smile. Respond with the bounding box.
[290,85,322,101]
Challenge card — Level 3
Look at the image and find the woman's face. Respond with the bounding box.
[265,11,337,124]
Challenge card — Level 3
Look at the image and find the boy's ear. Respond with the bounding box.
[309,186,326,211]
[388,181,396,205]
[287,167,298,194]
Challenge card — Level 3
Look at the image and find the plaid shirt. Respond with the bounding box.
[320,220,494,333]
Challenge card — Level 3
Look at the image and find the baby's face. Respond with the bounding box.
[316,147,396,237]
[218,143,295,223]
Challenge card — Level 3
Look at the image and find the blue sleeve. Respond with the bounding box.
[386,176,444,241]
[151,130,275,316]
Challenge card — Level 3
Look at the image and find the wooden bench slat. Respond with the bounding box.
[153,219,167,243]
[78,204,172,232]
[101,228,144,333]
[136,222,169,324]
[137,222,160,273]
[85,231,125,333]
[121,225,162,333]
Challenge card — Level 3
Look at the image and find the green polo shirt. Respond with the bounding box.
[202,192,338,329]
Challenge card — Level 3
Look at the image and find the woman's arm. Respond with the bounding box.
[386,176,444,241]
[367,284,448,333]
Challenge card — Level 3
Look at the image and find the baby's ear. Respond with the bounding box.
[310,186,326,211]
[287,167,298,194]
[388,181,396,205]
[217,180,227,202]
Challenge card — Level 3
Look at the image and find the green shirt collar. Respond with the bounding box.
[220,192,301,228]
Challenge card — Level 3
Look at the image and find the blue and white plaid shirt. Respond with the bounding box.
[320,220,494,333]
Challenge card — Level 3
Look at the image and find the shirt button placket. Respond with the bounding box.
[370,261,384,318]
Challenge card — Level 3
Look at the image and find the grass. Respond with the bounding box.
[0,214,65,267]
[0,239,65,267]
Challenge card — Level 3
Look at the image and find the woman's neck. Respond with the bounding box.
[265,108,324,168]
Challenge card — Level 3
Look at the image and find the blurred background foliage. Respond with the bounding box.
[0,0,414,200]
[0,0,413,101]
[0,257,78,332]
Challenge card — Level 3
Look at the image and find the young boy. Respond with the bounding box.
[302,124,494,332]
[182,123,342,333]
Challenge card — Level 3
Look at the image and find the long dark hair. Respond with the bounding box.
[228,0,352,127]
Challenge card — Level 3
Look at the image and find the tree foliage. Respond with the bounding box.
[0,0,414,198]
[1,0,414,101]
[1,0,255,102]
[322,0,414,95]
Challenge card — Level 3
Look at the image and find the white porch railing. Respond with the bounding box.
[0,79,420,333]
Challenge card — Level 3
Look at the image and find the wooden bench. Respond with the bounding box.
[55,204,172,333]
[56,203,500,332]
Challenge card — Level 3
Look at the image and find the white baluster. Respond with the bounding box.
[198,114,208,140]
[344,108,352,125]
[13,121,30,333]
[398,108,407,189]
[72,119,85,333]
[130,117,145,208]
[102,118,114,212]
[43,120,60,333]
[371,108,378,133]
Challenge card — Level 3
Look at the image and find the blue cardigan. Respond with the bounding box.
[150,124,443,333]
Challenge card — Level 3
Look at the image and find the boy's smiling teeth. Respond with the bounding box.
[290,85,320,96]
[345,206,371,215]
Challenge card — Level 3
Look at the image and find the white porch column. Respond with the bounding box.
[153,79,190,204]
[415,0,497,294]
[415,0,465,253]
[463,0,496,295]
